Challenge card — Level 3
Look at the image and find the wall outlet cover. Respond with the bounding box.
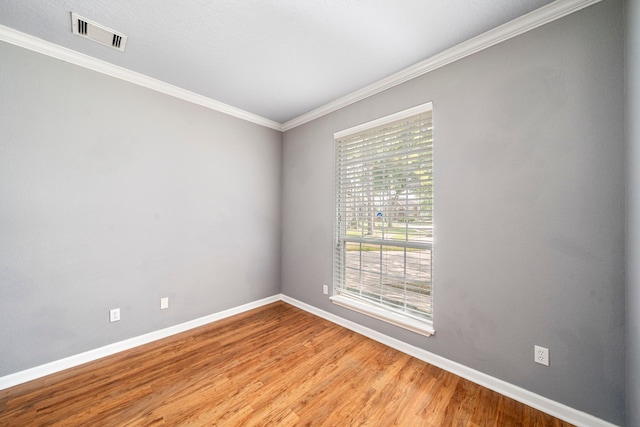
[534,345,549,366]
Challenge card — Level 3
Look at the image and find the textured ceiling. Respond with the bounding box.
[0,0,554,123]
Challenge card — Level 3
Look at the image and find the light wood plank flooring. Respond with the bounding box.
[0,302,573,426]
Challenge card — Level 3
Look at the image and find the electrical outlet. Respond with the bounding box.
[109,308,120,323]
[160,297,169,310]
[534,345,549,366]
[322,285,329,295]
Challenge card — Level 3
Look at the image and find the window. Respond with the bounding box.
[331,103,434,336]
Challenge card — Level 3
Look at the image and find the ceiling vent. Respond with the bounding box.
[71,12,127,52]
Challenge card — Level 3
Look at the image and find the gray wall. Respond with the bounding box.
[0,1,629,425]
[0,41,282,375]
[282,1,625,424]
[627,0,640,425]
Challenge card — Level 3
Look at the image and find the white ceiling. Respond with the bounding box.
[0,0,554,124]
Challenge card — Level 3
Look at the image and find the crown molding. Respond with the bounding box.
[0,25,283,131]
[0,0,601,134]
[281,0,602,132]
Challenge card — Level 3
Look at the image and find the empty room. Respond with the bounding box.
[1,0,638,425]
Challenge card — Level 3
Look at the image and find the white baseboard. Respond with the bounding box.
[0,293,618,427]
[0,294,280,391]
[280,295,618,427]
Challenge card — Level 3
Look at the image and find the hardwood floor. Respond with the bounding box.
[0,302,573,426]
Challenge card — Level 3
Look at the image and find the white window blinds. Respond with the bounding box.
[332,103,433,334]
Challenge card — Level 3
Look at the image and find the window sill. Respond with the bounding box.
[330,295,434,337]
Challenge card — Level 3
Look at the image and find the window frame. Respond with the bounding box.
[330,102,435,337]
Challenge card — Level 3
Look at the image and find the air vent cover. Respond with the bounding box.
[71,13,127,52]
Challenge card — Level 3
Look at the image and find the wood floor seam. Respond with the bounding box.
[0,302,573,426]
